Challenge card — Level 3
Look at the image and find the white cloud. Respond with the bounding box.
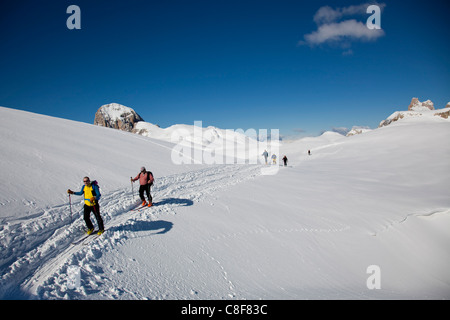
[313,6,344,25]
[303,19,385,46]
[314,3,386,25]
[300,3,386,48]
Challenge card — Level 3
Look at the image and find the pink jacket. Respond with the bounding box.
[133,171,153,185]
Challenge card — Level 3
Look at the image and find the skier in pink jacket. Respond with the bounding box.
[131,167,154,207]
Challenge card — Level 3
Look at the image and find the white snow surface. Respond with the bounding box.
[0,106,449,300]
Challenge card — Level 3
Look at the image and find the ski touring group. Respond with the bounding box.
[262,150,289,166]
[65,151,299,238]
[67,167,154,237]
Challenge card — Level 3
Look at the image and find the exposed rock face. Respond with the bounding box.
[434,108,450,119]
[378,112,405,128]
[94,103,144,132]
[346,126,372,137]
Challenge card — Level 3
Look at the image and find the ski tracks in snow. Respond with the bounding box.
[0,164,261,299]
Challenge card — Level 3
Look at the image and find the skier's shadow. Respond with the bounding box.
[152,197,193,207]
[109,198,192,235]
[109,220,173,235]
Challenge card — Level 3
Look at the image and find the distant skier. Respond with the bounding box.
[68,177,104,235]
[131,167,154,207]
[282,155,288,166]
[262,150,269,165]
[272,154,277,165]
[308,150,311,156]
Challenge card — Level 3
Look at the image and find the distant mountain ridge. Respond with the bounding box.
[93,99,450,140]
[92,103,263,146]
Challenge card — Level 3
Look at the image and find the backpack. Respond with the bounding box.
[148,172,154,186]
[140,171,154,186]
[91,180,101,198]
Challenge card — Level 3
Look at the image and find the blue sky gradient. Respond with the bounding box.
[1,0,449,137]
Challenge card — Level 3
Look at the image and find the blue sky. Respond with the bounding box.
[0,0,449,137]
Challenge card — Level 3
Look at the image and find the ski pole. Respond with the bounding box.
[69,194,73,224]
[131,177,134,201]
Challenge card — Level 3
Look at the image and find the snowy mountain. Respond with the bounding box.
[94,103,144,132]
[134,121,254,147]
[93,103,268,162]
[346,126,372,137]
[379,98,450,128]
[408,97,435,111]
[0,105,449,300]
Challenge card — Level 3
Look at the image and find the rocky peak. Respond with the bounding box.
[408,97,434,111]
[94,103,144,132]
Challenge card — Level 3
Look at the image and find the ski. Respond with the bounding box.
[138,205,153,212]
[135,205,153,214]
[72,230,98,245]
[130,204,153,212]
[130,205,145,212]
[72,234,91,245]
[83,232,102,245]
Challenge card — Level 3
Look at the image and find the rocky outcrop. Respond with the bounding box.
[94,103,144,132]
[434,107,450,119]
[346,126,372,137]
[378,112,405,128]
[408,97,434,111]
[379,98,449,128]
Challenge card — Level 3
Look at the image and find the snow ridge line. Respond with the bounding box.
[371,208,450,236]
[9,164,262,299]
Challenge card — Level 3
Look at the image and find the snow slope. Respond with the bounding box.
[0,106,449,299]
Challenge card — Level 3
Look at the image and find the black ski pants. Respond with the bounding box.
[139,184,152,203]
[84,203,104,231]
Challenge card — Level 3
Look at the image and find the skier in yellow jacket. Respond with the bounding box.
[68,177,104,235]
